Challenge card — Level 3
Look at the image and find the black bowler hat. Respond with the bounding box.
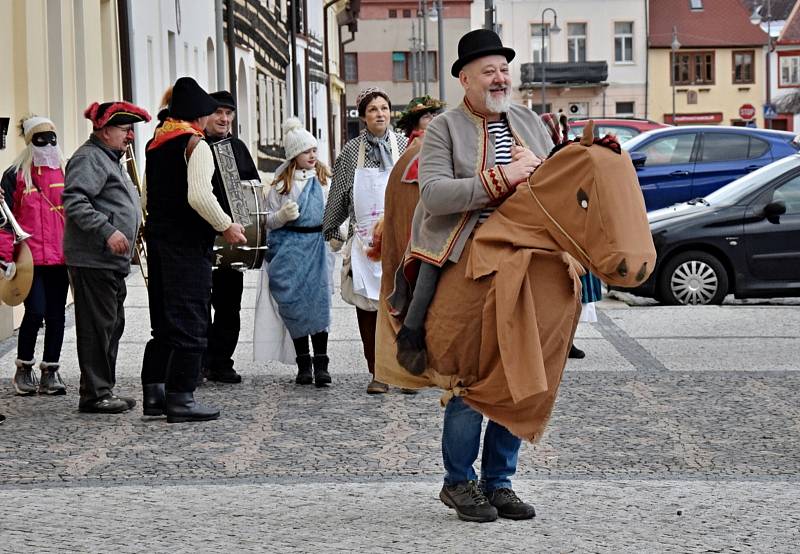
[451,29,516,77]
[168,77,218,121]
[210,90,236,110]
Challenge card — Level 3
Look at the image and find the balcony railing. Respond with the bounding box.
[520,61,608,88]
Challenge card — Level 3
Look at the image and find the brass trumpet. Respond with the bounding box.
[0,199,32,244]
[122,143,149,286]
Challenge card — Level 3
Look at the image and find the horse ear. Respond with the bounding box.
[580,121,595,146]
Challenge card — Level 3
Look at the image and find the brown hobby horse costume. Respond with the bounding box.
[376,122,656,441]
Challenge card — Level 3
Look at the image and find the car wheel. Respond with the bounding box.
[658,250,729,305]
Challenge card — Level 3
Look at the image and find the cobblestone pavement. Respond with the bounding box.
[1,271,799,552]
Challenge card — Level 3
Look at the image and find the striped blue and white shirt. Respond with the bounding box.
[479,119,514,223]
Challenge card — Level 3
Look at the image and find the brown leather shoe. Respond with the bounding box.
[366,379,389,394]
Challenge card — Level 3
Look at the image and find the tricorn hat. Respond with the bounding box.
[451,28,515,77]
[168,77,218,121]
[84,101,151,130]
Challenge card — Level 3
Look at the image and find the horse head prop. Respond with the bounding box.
[524,120,656,286]
[473,120,656,288]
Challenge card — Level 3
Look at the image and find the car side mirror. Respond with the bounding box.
[630,152,647,169]
[764,200,786,223]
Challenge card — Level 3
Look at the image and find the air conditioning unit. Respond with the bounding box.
[568,103,589,116]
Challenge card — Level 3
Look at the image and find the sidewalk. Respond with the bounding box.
[1,270,799,552]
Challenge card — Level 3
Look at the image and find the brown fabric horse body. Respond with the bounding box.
[376,123,656,441]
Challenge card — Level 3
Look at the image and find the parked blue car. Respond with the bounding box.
[622,126,800,211]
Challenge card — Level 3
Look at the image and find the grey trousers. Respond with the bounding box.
[68,266,127,406]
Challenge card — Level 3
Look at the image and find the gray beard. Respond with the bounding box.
[485,90,512,114]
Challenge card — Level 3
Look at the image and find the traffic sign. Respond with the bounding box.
[739,104,757,120]
[764,103,777,119]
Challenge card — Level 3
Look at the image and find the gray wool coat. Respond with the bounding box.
[410,99,554,266]
[63,135,141,274]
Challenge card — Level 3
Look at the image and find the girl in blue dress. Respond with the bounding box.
[263,118,333,386]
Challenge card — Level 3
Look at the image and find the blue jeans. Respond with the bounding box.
[441,397,522,492]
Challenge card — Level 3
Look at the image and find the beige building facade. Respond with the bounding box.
[649,47,767,127]
[0,0,123,338]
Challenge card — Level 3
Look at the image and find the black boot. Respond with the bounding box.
[295,355,313,385]
[142,383,166,416]
[396,326,428,376]
[165,350,219,423]
[568,344,586,359]
[313,355,331,387]
[165,392,220,423]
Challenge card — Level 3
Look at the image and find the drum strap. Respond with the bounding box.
[210,139,252,226]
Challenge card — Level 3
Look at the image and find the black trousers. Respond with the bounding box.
[141,236,212,392]
[69,266,127,405]
[18,265,70,363]
[206,267,244,372]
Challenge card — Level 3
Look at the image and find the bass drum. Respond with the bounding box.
[213,179,268,271]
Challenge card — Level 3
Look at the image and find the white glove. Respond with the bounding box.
[1,261,16,280]
[275,200,300,226]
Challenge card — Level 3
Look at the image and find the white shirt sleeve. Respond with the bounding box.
[186,140,233,232]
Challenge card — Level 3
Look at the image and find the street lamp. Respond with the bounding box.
[671,26,681,125]
[540,8,561,114]
[751,0,772,128]
[428,0,446,102]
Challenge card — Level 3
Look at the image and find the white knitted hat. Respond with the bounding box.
[22,116,56,145]
[282,117,317,161]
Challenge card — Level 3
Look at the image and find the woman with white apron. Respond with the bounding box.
[322,87,407,394]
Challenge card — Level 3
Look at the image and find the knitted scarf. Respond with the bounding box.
[147,118,204,151]
[364,130,394,171]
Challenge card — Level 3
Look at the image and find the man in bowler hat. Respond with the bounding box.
[412,29,553,522]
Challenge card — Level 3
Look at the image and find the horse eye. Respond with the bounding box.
[577,188,589,209]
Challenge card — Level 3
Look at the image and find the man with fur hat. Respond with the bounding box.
[63,100,151,414]
[201,90,260,384]
[140,77,246,423]
[1,115,70,397]
[384,29,553,522]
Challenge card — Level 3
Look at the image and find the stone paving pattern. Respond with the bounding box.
[1,271,799,552]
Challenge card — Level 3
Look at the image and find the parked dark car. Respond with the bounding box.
[568,118,669,143]
[617,155,800,305]
[622,126,800,211]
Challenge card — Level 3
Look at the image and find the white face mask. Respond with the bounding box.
[31,144,61,169]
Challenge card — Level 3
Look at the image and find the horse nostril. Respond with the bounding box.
[617,259,628,277]
[635,262,648,282]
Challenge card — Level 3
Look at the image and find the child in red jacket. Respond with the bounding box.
[0,116,70,396]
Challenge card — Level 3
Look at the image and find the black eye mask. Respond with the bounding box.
[32,131,57,147]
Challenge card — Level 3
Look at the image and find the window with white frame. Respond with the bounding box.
[780,55,800,86]
[614,22,634,63]
[531,23,550,64]
[259,75,267,146]
[568,23,586,63]
[274,79,281,144]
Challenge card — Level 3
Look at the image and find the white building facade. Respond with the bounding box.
[472,0,649,119]
[125,0,218,165]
